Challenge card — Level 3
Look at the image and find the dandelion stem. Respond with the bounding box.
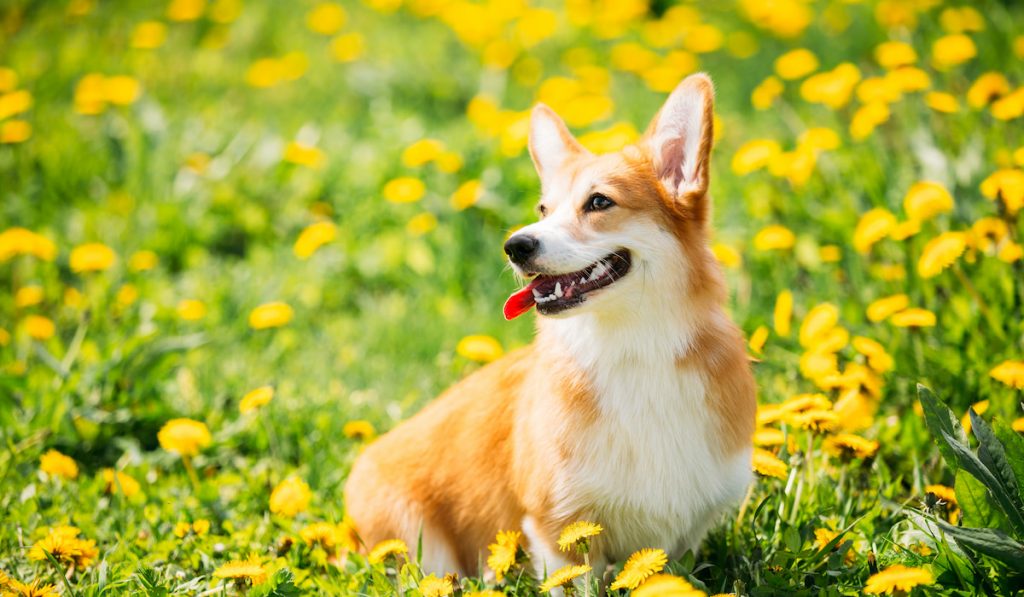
[952,265,1004,340]
[182,455,201,492]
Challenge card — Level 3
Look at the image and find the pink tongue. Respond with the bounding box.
[503,279,540,320]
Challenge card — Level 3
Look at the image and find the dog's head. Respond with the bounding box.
[503,74,722,321]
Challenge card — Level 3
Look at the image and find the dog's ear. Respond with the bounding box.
[644,73,715,201]
[529,103,587,185]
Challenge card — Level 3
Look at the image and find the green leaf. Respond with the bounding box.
[936,519,1024,569]
[970,410,1024,519]
[992,417,1024,505]
[943,431,1024,536]
[248,569,301,597]
[956,469,1010,533]
[917,384,969,470]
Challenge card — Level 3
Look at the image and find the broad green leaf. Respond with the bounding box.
[917,384,969,470]
[943,431,1024,536]
[956,469,1010,533]
[936,519,1024,569]
[992,417,1024,505]
[970,410,1024,517]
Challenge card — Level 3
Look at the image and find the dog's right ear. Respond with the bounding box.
[528,103,587,186]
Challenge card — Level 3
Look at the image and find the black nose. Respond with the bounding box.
[504,235,539,264]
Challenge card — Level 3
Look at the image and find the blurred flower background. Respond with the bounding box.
[1,0,1023,594]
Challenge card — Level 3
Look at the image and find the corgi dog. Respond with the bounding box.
[344,73,756,577]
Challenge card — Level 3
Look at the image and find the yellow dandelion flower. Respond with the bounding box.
[102,469,141,497]
[926,91,959,113]
[852,336,894,373]
[891,308,936,328]
[1,120,31,144]
[856,76,902,105]
[752,448,788,479]
[330,33,365,63]
[799,303,839,348]
[824,433,879,459]
[539,564,590,593]
[731,139,781,175]
[69,242,116,273]
[193,519,210,536]
[924,484,957,506]
[917,232,967,278]
[487,530,521,582]
[213,553,268,585]
[800,350,839,382]
[757,404,786,427]
[306,2,347,35]
[103,76,141,106]
[774,48,818,80]
[967,73,1010,109]
[990,360,1024,389]
[419,574,454,597]
[850,102,890,140]
[0,89,32,120]
[875,41,917,69]
[711,243,742,269]
[24,315,55,341]
[798,127,840,152]
[748,325,769,354]
[293,221,337,259]
[867,294,909,322]
[407,213,438,236]
[557,521,603,552]
[903,181,953,222]
[610,548,668,590]
[864,565,933,594]
[1011,417,1024,432]
[633,574,706,597]
[15,285,44,307]
[8,579,61,597]
[940,6,984,33]
[173,521,191,538]
[301,521,340,548]
[28,528,87,566]
[853,208,896,254]
[773,290,793,337]
[456,334,503,363]
[158,418,211,457]
[754,427,785,447]
[579,122,640,154]
[167,0,205,21]
[40,450,78,480]
[384,177,426,203]
[450,180,483,211]
[751,76,783,110]
[791,409,840,432]
[887,67,931,93]
[116,284,138,307]
[753,225,795,251]
[240,386,274,414]
[980,169,1024,216]
[402,139,445,167]
[368,538,408,564]
[249,301,294,330]
[890,219,921,241]
[131,21,167,49]
[343,420,376,442]
[932,34,976,69]
[992,88,1024,121]
[269,476,312,517]
[283,141,326,169]
[0,227,57,262]
[177,299,206,321]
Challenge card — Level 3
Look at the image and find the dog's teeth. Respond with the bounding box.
[532,288,543,299]
[554,282,563,298]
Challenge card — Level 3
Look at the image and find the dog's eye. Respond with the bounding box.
[584,193,615,212]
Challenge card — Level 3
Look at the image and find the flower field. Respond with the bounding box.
[2,0,1024,595]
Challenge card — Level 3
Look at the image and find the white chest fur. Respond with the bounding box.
[542,313,752,561]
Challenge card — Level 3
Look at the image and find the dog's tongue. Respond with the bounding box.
[503,279,540,320]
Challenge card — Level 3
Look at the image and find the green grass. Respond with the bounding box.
[1,0,1024,595]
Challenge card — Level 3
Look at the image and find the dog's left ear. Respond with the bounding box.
[644,73,715,201]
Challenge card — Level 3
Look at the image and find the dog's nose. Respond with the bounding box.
[504,234,539,264]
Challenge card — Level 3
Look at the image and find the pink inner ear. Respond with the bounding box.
[657,137,688,193]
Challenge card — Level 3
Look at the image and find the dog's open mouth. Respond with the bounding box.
[503,250,632,320]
